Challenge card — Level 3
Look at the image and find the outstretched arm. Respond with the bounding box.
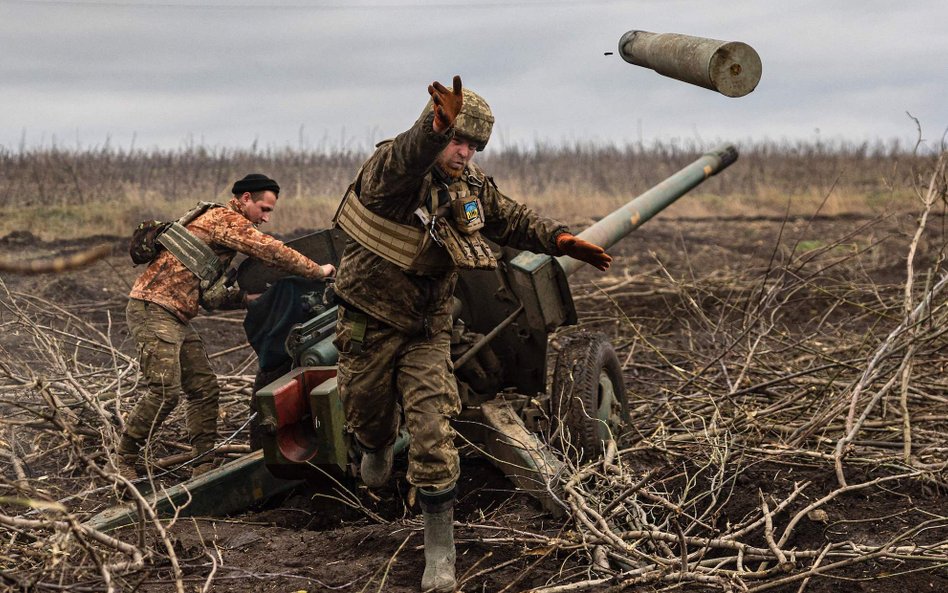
[480,180,611,271]
[208,212,334,280]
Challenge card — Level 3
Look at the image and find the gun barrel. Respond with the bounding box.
[619,30,761,97]
[556,144,738,277]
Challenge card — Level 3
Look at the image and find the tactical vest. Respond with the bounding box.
[333,167,497,274]
[157,202,234,309]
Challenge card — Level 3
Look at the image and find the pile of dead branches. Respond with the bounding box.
[0,286,253,592]
[1,153,945,592]
[529,154,948,591]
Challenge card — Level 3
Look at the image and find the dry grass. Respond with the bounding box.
[0,139,939,240]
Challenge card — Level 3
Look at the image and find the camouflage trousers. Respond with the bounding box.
[120,299,220,457]
[335,306,461,491]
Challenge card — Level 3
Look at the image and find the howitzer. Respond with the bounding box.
[84,145,739,531]
[249,145,739,512]
[618,30,762,97]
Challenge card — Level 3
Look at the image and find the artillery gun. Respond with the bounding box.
[85,145,738,531]
[244,145,739,513]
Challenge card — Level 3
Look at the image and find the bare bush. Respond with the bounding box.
[0,284,253,592]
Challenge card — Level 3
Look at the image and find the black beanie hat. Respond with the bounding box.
[232,173,280,195]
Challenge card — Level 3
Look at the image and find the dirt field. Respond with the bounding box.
[1,212,946,593]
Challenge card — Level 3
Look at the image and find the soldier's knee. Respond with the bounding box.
[409,411,453,445]
[145,367,181,395]
[144,383,180,407]
[187,375,220,401]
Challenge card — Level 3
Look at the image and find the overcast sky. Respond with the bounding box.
[1,0,945,153]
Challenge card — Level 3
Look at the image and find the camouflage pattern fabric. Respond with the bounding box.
[121,298,220,455]
[333,107,571,491]
[417,88,495,150]
[333,111,568,337]
[454,88,494,149]
[130,197,326,323]
[335,308,461,491]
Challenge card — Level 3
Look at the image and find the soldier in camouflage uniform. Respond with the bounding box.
[333,76,611,592]
[117,174,336,484]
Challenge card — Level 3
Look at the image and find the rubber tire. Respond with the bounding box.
[550,333,628,460]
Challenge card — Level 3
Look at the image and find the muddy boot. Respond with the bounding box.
[359,442,394,489]
[189,446,217,479]
[114,456,140,483]
[190,461,216,478]
[115,464,142,500]
[115,434,143,498]
[419,486,457,593]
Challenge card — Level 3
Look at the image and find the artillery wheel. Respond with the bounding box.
[550,333,628,460]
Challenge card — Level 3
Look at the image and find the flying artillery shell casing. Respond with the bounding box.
[619,30,762,97]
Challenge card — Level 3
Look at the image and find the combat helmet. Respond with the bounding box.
[420,88,494,151]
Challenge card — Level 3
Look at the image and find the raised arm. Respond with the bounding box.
[359,76,463,201]
[208,213,334,280]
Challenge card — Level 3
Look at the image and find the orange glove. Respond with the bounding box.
[556,233,612,271]
[428,75,463,133]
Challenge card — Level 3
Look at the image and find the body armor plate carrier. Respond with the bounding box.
[334,172,497,274]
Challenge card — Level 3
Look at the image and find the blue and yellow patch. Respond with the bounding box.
[463,200,480,222]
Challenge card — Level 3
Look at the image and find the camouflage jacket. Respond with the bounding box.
[333,112,568,336]
[130,198,325,322]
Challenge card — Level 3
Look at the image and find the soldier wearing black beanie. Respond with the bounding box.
[232,173,280,196]
[116,171,334,487]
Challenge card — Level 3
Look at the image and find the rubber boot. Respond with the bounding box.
[419,486,457,593]
[360,442,394,488]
